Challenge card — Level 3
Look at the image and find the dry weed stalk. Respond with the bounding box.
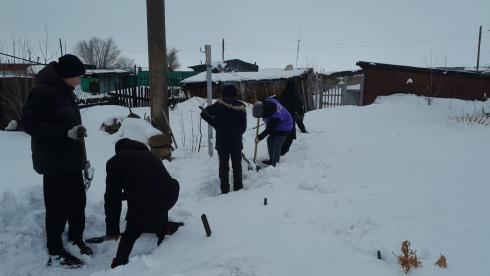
[454,112,490,126]
[398,240,422,273]
[434,254,447,268]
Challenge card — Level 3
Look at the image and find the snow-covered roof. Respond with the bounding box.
[85,69,131,75]
[181,68,309,84]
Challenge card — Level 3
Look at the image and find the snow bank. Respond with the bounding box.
[1,94,489,275]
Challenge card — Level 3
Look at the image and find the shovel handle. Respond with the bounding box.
[253,118,260,163]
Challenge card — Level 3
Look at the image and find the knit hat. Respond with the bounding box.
[56,54,86,78]
[252,101,263,118]
[222,84,237,98]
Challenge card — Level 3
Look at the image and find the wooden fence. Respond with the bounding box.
[319,85,343,108]
[315,74,363,109]
[108,86,150,108]
[76,85,191,109]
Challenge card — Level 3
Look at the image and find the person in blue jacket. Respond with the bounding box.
[253,97,293,167]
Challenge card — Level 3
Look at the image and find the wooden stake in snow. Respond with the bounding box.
[377,250,382,260]
[201,214,212,237]
[264,198,268,205]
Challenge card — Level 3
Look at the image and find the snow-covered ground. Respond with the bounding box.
[1,94,490,275]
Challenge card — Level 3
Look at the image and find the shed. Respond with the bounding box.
[181,68,316,111]
[356,61,490,105]
[81,69,133,94]
[188,59,259,73]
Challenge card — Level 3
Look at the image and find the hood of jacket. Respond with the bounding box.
[217,98,246,112]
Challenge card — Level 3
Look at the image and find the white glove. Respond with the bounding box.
[67,125,87,141]
[255,137,260,144]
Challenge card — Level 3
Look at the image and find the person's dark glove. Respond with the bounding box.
[67,125,87,141]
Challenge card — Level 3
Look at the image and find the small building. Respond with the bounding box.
[0,63,33,76]
[0,63,36,128]
[81,69,133,94]
[188,59,259,73]
[181,68,316,111]
[313,62,490,109]
[356,61,490,105]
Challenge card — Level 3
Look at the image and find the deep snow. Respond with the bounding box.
[1,94,489,276]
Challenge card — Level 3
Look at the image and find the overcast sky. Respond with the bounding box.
[1,0,490,71]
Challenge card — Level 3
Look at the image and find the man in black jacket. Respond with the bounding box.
[278,79,307,155]
[105,138,180,268]
[200,84,247,194]
[22,54,91,268]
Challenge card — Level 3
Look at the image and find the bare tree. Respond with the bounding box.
[0,37,36,129]
[167,47,180,71]
[38,25,56,64]
[74,37,123,68]
[114,56,135,69]
[423,52,445,105]
[9,36,35,64]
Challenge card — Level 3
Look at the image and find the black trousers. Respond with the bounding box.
[114,226,144,266]
[218,149,243,193]
[114,220,169,265]
[115,185,180,265]
[281,121,296,156]
[281,132,294,155]
[296,115,307,133]
[43,172,86,253]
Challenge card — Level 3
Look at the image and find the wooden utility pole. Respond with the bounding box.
[146,0,168,133]
[205,44,213,157]
[295,31,300,68]
[476,25,482,72]
[146,0,171,159]
[59,39,63,56]
[222,38,225,62]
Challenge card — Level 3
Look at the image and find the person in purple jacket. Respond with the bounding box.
[253,97,293,167]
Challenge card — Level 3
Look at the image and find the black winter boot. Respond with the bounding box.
[262,160,272,166]
[47,249,83,268]
[111,257,128,269]
[71,240,94,256]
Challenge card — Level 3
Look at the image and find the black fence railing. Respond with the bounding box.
[76,85,187,109]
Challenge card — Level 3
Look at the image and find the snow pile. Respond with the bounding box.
[0,94,489,275]
[112,118,162,144]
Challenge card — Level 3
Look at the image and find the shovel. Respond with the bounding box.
[85,221,184,244]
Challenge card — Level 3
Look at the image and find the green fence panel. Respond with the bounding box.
[137,71,196,87]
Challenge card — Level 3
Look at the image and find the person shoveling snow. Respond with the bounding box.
[252,97,293,167]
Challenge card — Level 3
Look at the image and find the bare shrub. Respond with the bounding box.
[395,240,422,274]
[434,254,447,268]
[452,112,490,127]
